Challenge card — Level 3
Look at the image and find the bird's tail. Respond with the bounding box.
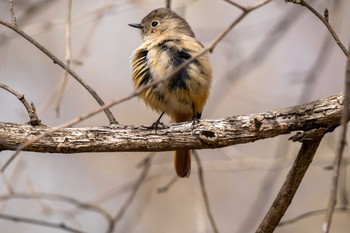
[172,113,192,178]
[175,149,191,177]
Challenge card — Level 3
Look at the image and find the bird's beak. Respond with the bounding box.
[128,23,143,29]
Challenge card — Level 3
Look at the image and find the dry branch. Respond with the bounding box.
[0,93,344,153]
[256,129,325,233]
[0,83,40,126]
[0,20,117,125]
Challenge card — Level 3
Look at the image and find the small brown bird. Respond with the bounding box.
[129,8,212,177]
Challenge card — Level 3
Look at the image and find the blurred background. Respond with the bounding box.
[0,0,350,232]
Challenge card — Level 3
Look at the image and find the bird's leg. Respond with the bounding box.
[191,104,201,127]
[146,112,165,131]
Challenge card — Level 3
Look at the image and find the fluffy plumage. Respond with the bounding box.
[130,8,212,177]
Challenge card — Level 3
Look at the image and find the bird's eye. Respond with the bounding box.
[151,21,159,27]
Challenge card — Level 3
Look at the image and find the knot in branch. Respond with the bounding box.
[197,130,218,145]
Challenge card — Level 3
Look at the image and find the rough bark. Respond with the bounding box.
[0,93,344,153]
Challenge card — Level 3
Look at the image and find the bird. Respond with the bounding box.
[129,8,212,178]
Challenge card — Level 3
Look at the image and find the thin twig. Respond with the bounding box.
[207,6,302,113]
[279,207,350,227]
[0,0,272,173]
[339,157,348,207]
[286,0,349,57]
[0,20,117,124]
[55,0,73,117]
[8,0,17,27]
[256,129,325,233]
[17,0,57,26]
[112,153,154,228]
[0,192,114,233]
[222,0,245,11]
[157,176,178,193]
[40,1,111,117]
[0,83,41,125]
[194,151,219,233]
[0,213,85,233]
[322,42,350,233]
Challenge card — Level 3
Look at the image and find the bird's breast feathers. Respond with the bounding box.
[131,34,211,115]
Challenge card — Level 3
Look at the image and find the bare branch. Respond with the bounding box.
[286,0,349,57]
[0,93,344,154]
[279,208,350,227]
[322,42,350,233]
[0,213,85,233]
[0,192,114,233]
[208,6,302,113]
[222,0,245,11]
[256,129,325,233]
[0,83,40,125]
[0,20,117,125]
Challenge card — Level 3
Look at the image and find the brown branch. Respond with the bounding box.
[286,0,349,57]
[194,151,219,233]
[0,20,117,125]
[0,83,40,125]
[0,213,85,233]
[0,93,344,154]
[256,129,325,233]
[323,42,350,233]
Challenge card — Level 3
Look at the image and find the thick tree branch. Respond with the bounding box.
[0,93,344,153]
[256,129,325,233]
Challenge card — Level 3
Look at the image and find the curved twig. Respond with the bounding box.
[279,207,350,227]
[0,213,85,233]
[0,20,117,125]
[286,0,349,57]
[0,192,114,233]
[0,83,40,125]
